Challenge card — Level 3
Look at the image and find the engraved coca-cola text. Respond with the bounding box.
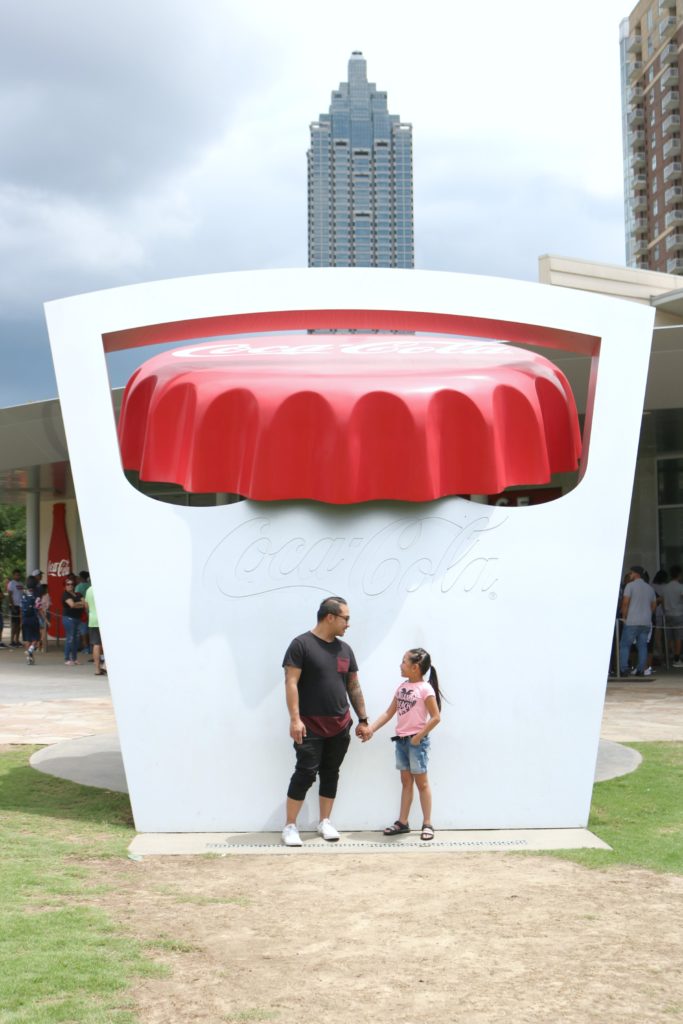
[203,514,504,599]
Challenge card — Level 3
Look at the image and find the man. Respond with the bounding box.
[282,596,370,847]
[661,565,683,667]
[619,566,656,677]
[7,569,24,647]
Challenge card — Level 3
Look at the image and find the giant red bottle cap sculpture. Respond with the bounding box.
[117,334,581,503]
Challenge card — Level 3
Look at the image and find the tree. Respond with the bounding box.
[0,504,26,588]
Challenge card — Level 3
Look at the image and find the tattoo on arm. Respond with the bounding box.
[346,673,367,719]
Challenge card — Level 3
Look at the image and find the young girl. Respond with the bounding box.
[368,648,441,841]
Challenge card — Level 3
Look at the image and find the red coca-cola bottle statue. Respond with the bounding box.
[47,502,72,638]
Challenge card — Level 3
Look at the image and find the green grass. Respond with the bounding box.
[552,741,683,873]
[0,747,165,1024]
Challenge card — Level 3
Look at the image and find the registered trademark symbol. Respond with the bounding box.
[488,591,497,600]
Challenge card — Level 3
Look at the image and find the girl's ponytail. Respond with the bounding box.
[427,665,442,711]
[408,647,442,710]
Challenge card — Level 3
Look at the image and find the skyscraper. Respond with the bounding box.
[307,51,414,268]
[621,1,683,274]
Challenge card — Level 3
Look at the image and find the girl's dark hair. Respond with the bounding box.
[407,647,442,710]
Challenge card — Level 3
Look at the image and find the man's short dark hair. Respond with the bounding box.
[317,596,347,622]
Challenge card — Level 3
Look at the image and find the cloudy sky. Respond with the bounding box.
[1,0,630,406]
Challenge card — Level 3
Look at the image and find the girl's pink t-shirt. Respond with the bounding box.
[395,679,436,736]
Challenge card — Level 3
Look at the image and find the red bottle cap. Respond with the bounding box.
[118,334,581,503]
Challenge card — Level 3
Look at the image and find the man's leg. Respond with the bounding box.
[317,728,351,822]
[285,733,323,825]
[620,625,636,675]
[636,626,649,674]
[674,622,683,662]
[285,796,304,825]
[319,795,335,821]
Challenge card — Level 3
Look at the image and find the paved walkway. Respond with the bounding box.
[2,646,683,794]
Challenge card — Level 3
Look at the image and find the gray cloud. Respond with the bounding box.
[0,1,276,200]
[415,138,625,279]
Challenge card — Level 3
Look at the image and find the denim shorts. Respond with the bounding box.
[394,735,430,774]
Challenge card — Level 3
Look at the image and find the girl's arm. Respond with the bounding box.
[411,695,441,744]
[368,697,397,736]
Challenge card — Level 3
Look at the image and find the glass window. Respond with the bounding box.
[659,507,683,570]
[659,456,683,504]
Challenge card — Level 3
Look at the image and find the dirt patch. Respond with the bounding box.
[84,852,683,1023]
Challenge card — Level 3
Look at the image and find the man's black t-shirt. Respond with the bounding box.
[282,631,358,736]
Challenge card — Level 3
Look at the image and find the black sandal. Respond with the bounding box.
[383,820,410,836]
[421,824,435,841]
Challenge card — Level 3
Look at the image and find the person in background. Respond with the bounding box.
[0,586,6,648]
[651,569,668,664]
[75,571,91,657]
[661,565,683,668]
[619,566,657,677]
[20,576,40,665]
[37,583,50,653]
[84,583,106,676]
[62,576,86,665]
[29,571,45,650]
[7,568,24,647]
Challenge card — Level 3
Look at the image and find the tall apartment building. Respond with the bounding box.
[621,0,683,274]
[307,51,414,268]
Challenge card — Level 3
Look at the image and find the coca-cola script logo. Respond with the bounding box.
[203,514,505,599]
[47,558,71,577]
[173,339,507,359]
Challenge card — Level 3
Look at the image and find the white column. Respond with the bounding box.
[25,466,40,573]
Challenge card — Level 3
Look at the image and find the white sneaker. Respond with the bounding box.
[644,666,653,676]
[317,818,340,842]
[281,823,302,847]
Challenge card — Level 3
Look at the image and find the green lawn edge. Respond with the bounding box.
[549,741,683,873]
[0,747,165,1024]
